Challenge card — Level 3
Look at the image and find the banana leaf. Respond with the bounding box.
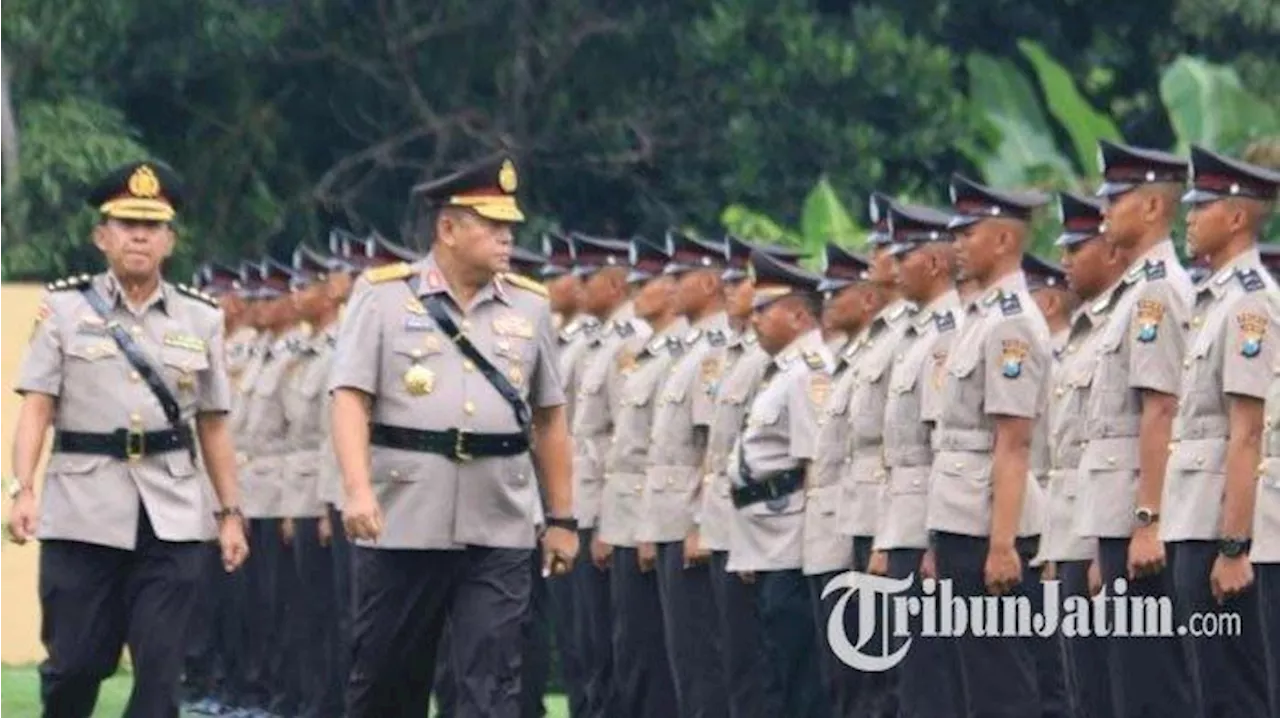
[1018,39,1121,178]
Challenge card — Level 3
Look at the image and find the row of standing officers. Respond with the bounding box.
[6,143,1280,718]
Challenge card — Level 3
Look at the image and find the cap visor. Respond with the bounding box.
[887,241,921,258]
[1054,232,1098,248]
[946,215,981,231]
[1094,181,1137,198]
[816,277,853,293]
[721,268,747,282]
[626,270,654,284]
[538,266,570,279]
[866,231,892,246]
[663,263,694,276]
[572,265,600,278]
[472,202,526,223]
[1181,188,1221,205]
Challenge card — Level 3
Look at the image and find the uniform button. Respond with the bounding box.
[463,360,475,372]
[411,348,423,359]
[129,370,141,382]
[1192,316,1203,328]
[1055,388,1065,398]
[130,412,142,423]
[464,401,476,414]
[1107,457,1116,465]
[953,462,963,470]
[461,320,473,331]
[1195,457,1204,466]
[912,479,921,487]
[634,483,643,493]
[390,470,401,479]
[1183,360,1191,369]
[1066,344,1076,354]
[130,325,143,335]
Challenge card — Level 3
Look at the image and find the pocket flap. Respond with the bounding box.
[161,345,210,372]
[47,453,109,475]
[1169,440,1227,473]
[948,350,980,379]
[66,340,119,361]
[391,334,444,359]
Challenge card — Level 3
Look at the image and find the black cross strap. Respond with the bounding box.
[412,280,532,437]
[79,286,195,459]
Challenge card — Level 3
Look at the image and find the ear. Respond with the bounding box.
[160,225,176,260]
[91,223,109,253]
[436,211,457,247]
[1142,191,1163,223]
[1228,202,1249,234]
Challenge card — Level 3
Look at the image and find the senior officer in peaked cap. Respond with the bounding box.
[925,174,1053,717]
[330,156,577,718]
[1167,146,1279,718]
[726,250,833,718]
[1080,140,1199,718]
[1041,192,1122,718]
[875,202,967,718]
[805,241,878,716]
[634,230,733,718]
[7,161,249,717]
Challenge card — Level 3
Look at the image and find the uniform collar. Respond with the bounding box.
[98,271,171,316]
[1085,273,1134,319]
[1123,239,1178,281]
[920,288,960,322]
[774,328,824,370]
[974,269,1029,315]
[1203,247,1263,300]
[692,310,730,335]
[414,253,510,307]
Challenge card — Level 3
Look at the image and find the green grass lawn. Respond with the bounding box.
[1,665,569,717]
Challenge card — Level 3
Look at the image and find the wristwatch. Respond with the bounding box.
[7,478,30,500]
[546,516,579,532]
[1218,537,1252,558]
[1134,507,1160,527]
[213,506,244,522]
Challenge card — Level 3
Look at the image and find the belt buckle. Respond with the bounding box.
[125,427,145,462]
[453,429,473,462]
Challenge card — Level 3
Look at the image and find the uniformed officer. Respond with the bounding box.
[597,236,681,717]
[838,194,926,718]
[697,236,797,718]
[567,231,646,718]
[1254,240,1280,717]
[282,242,351,718]
[331,156,578,718]
[636,230,733,717]
[1079,140,1198,717]
[926,174,1052,717]
[726,250,832,718]
[1019,253,1071,718]
[1042,192,1124,718]
[870,201,968,718]
[6,161,249,717]
[804,241,878,715]
[1164,146,1279,717]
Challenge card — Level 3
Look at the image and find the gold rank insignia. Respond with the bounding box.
[1238,312,1267,358]
[508,364,525,387]
[177,371,196,391]
[404,364,435,395]
[499,159,518,192]
[493,314,534,339]
[808,373,832,407]
[128,165,161,198]
[617,349,638,373]
[404,298,426,315]
[164,333,206,353]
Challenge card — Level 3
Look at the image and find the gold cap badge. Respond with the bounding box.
[499,159,518,193]
[128,165,162,198]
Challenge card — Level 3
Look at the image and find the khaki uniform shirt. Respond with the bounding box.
[558,315,601,430]
[698,335,769,552]
[874,290,962,551]
[1041,305,1111,563]
[599,318,690,547]
[926,271,1051,538]
[837,299,914,538]
[1251,317,1280,563]
[726,329,833,573]
[16,272,229,549]
[327,256,565,550]
[1078,241,1192,538]
[802,337,862,575]
[571,304,651,529]
[281,325,336,518]
[241,326,307,518]
[1162,249,1279,542]
[638,312,731,544]
[316,323,346,510]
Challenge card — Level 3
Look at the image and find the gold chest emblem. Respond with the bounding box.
[404,364,436,396]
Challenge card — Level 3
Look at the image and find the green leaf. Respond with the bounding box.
[1160,56,1280,154]
[1018,39,1122,178]
[799,176,862,252]
[719,204,801,247]
[965,52,1076,189]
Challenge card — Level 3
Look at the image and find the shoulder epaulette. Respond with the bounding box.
[614,320,636,338]
[684,329,703,346]
[46,274,92,292]
[707,329,728,347]
[1237,268,1266,293]
[501,273,549,298]
[934,310,956,332]
[802,349,825,370]
[175,283,220,308]
[365,262,414,284]
[1143,259,1167,281]
[999,291,1022,317]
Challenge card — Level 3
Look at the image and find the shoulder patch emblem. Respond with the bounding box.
[1143,259,1167,281]
[501,272,549,298]
[46,274,92,292]
[700,356,724,388]
[616,348,638,373]
[999,292,1022,317]
[803,350,825,370]
[808,373,832,407]
[1238,312,1267,358]
[1135,299,1164,343]
[1000,339,1029,379]
[1237,268,1265,293]
[175,283,219,308]
[934,310,956,332]
[365,262,414,284]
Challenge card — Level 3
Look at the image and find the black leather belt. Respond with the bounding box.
[731,468,805,509]
[370,423,528,463]
[53,426,193,461]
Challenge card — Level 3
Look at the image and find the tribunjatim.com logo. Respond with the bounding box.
[822,571,1242,673]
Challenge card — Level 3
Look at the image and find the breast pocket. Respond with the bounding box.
[945,349,982,412]
[161,346,211,399]
[852,360,891,438]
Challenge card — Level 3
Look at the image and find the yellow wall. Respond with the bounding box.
[1,283,53,664]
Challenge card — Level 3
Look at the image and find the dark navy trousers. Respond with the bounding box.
[39,507,203,718]
[293,516,342,718]
[1057,560,1111,718]
[885,547,964,718]
[755,569,828,718]
[655,541,729,718]
[709,551,783,718]
[569,528,616,717]
[609,546,677,718]
[1258,563,1280,718]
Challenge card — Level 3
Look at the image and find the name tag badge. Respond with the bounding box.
[404,316,436,332]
